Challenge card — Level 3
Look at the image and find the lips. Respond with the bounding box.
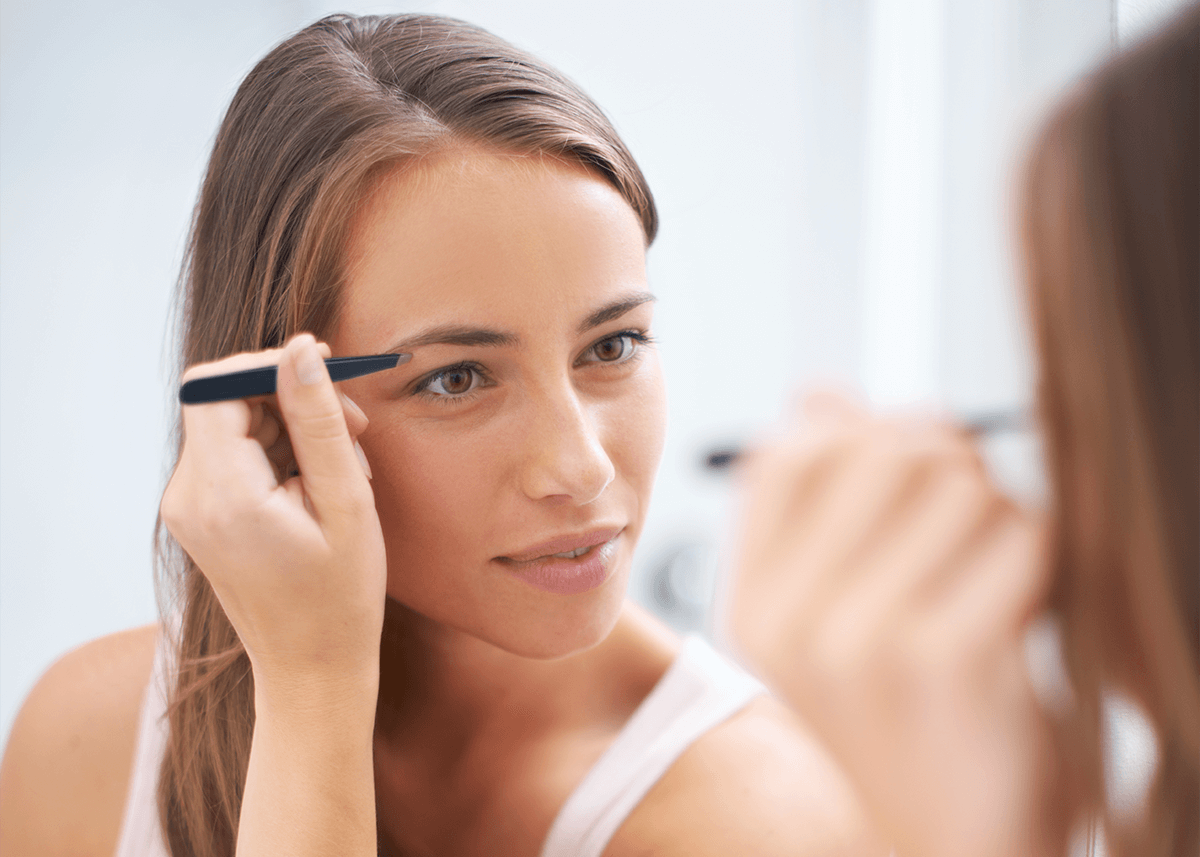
[496,526,623,564]
[495,526,624,595]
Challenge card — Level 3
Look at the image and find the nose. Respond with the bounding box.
[518,382,615,505]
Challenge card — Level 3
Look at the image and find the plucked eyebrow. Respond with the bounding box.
[382,292,656,355]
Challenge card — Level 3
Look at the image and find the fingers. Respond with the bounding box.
[729,394,1010,665]
[823,467,999,647]
[339,392,369,438]
[250,403,282,450]
[180,352,280,451]
[930,509,1048,645]
[728,392,1055,857]
[339,394,373,480]
[186,339,372,483]
[735,425,853,578]
[273,334,373,521]
[738,405,982,587]
[245,390,371,485]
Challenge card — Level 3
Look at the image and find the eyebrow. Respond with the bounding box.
[578,292,656,334]
[382,292,656,355]
[384,326,517,354]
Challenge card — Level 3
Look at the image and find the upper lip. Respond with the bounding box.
[497,526,623,563]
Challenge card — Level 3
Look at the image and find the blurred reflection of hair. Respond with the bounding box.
[1021,4,1198,854]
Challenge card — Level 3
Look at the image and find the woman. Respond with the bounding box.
[0,14,883,857]
[729,5,1198,857]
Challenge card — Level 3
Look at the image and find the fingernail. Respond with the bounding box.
[354,440,372,480]
[340,392,368,424]
[295,338,325,386]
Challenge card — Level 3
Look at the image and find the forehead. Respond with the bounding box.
[336,150,649,349]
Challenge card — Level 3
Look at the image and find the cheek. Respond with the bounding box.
[362,421,497,559]
[607,363,668,493]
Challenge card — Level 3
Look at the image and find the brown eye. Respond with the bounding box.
[423,365,483,397]
[441,368,473,393]
[592,335,632,362]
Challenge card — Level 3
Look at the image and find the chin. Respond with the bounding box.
[382,545,634,659]
[509,578,629,660]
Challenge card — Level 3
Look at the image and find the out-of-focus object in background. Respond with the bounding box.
[727,4,1199,857]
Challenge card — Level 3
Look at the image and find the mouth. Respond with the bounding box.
[494,527,624,595]
[543,545,593,560]
[496,526,623,564]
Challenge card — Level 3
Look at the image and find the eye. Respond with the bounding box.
[580,331,650,365]
[414,363,487,399]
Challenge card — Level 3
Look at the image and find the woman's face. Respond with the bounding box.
[331,151,666,659]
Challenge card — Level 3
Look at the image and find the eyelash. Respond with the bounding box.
[411,329,654,405]
[575,329,655,367]
[412,361,491,402]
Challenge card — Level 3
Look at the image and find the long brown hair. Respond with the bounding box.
[1022,5,1199,855]
[154,14,657,856]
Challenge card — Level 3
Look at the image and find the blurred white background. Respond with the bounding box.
[0,0,1185,746]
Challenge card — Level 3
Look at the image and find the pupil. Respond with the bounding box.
[444,369,471,393]
[599,338,623,360]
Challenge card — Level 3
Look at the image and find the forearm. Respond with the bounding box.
[237,670,380,857]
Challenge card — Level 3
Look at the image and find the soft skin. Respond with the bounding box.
[729,393,1057,857]
[332,151,667,660]
[0,152,888,857]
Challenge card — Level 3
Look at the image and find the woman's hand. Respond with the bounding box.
[161,333,387,688]
[728,393,1058,857]
[162,332,385,856]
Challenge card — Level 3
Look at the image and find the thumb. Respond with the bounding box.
[275,333,369,518]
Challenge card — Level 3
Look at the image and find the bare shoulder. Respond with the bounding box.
[605,695,889,857]
[0,623,159,857]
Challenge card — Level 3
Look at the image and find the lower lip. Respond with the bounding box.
[498,537,620,595]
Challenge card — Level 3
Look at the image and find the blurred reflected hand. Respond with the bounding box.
[729,392,1058,857]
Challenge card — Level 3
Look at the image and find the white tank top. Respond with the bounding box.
[113,625,173,857]
[114,631,765,857]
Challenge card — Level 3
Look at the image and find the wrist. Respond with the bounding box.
[240,660,379,857]
[251,655,380,727]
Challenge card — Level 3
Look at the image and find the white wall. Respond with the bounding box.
[0,0,1130,745]
[1,0,300,744]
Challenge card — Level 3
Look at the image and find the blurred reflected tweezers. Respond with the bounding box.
[703,409,1029,471]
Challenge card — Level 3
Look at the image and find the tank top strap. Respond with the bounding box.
[113,620,175,857]
[539,635,766,857]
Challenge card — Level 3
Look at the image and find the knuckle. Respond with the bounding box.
[159,486,184,534]
[160,467,200,537]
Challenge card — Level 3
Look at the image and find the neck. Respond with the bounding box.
[369,598,678,857]
[374,597,676,745]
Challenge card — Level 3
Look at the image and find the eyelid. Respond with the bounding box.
[576,328,654,366]
[411,360,491,397]
[407,328,653,398]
